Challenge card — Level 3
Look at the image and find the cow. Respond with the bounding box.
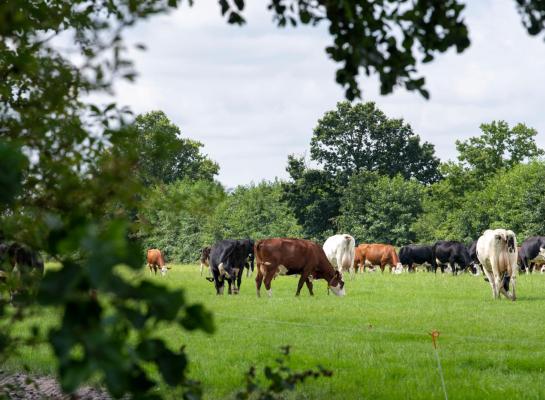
[467,240,481,275]
[0,242,44,303]
[323,234,356,279]
[476,229,518,300]
[518,236,545,274]
[199,246,211,276]
[432,241,472,275]
[147,249,169,276]
[353,246,366,273]
[207,239,254,295]
[254,238,345,297]
[399,244,434,272]
[355,244,402,273]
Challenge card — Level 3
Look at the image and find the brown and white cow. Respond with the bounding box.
[254,238,345,297]
[355,243,402,273]
[147,249,169,276]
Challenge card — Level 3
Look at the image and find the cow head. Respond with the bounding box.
[393,262,403,274]
[328,271,345,296]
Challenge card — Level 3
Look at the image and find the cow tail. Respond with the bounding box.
[253,241,262,271]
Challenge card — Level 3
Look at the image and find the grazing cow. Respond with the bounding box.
[254,238,345,297]
[467,240,481,275]
[0,242,44,302]
[518,236,545,274]
[432,241,472,274]
[199,246,211,276]
[147,249,169,276]
[476,229,518,300]
[353,246,365,273]
[207,239,254,295]
[323,234,356,279]
[356,244,402,273]
[399,244,434,272]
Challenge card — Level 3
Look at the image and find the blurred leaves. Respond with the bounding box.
[236,346,332,400]
[0,142,27,207]
[1,1,215,399]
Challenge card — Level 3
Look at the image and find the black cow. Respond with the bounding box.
[206,239,254,295]
[432,240,472,275]
[399,245,434,272]
[0,242,44,303]
[467,240,481,275]
[519,236,545,274]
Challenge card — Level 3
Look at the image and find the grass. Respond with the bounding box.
[4,265,545,399]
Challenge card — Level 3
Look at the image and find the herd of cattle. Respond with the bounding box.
[146,231,545,301]
[2,230,543,302]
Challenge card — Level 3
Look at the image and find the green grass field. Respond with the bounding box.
[5,265,545,399]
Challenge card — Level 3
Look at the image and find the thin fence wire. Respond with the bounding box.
[214,312,545,348]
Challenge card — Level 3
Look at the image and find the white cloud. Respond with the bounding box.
[111,1,545,187]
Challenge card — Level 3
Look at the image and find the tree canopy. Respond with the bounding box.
[134,111,219,185]
[215,0,545,99]
[310,101,441,184]
[455,121,543,178]
[338,172,424,245]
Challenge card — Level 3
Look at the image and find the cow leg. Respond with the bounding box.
[499,274,510,300]
[511,274,517,301]
[449,260,457,275]
[488,259,502,299]
[263,272,274,297]
[233,268,242,295]
[349,265,355,280]
[215,277,225,295]
[481,265,496,299]
[295,271,310,296]
[305,278,314,296]
[227,279,233,295]
[255,264,264,297]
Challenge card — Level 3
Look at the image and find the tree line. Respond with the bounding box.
[136,104,544,264]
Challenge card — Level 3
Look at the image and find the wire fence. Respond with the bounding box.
[214,312,545,348]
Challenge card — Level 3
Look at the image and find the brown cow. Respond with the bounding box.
[147,249,169,276]
[356,244,402,273]
[254,238,345,297]
[353,246,368,273]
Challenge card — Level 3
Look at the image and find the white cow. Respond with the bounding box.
[476,229,518,300]
[323,234,356,280]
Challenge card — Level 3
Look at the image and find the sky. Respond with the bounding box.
[113,1,545,188]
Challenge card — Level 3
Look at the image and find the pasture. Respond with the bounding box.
[6,265,545,399]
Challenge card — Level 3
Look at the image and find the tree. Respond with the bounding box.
[205,181,303,243]
[135,111,219,185]
[337,172,425,245]
[455,121,543,178]
[310,101,441,184]
[138,180,226,263]
[215,1,545,99]
[281,155,341,241]
[413,162,545,243]
[1,1,216,398]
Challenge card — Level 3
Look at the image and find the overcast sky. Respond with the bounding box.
[113,1,545,188]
